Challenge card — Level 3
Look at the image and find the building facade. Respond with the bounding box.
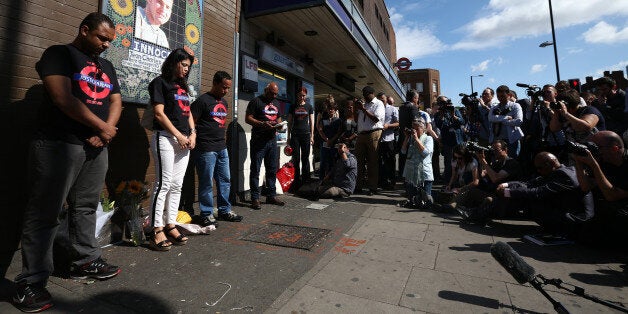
[397,68,441,107]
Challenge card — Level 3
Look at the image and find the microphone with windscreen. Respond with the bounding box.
[490,241,536,284]
[490,242,628,313]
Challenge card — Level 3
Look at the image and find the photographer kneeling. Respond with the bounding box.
[456,140,522,223]
[494,152,594,235]
[313,143,357,200]
[572,130,628,244]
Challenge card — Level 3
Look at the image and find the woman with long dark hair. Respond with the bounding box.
[147,48,196,251]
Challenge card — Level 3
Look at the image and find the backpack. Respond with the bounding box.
[140,104,154,130]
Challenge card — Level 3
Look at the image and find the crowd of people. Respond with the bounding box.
[11,11,628,313]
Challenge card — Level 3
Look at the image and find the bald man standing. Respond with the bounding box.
[245,82,285,209]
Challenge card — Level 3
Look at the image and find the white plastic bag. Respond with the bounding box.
[95,202,115,238]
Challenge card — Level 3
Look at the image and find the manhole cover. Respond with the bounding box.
[241,223,332,250]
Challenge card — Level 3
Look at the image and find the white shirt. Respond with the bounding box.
[357,98,385,133]
[381,104,399,142]
[135,7,170,48]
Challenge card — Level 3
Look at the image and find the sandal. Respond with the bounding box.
[148,229,172,251]
[164,226,188,245]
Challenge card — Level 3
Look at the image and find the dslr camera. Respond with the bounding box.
[467,141,491,153]
[549,100,565,110]
[565,140,599,157]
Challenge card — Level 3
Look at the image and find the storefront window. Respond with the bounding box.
[257,68,288,100]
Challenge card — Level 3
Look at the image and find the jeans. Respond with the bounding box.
[149,132,190,228]
[290,133,311,183]
[194,148,231,217]
[249,136,278,200]
[17,138,106,284]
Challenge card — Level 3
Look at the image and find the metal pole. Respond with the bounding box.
[470,75,474,94]
[229,32,240,203]
[548,0,560,82]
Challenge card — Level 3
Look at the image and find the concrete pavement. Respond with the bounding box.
[1,188,627,313]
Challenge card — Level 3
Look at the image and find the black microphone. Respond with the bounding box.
[490,241,536,284]
[516,83,530,88]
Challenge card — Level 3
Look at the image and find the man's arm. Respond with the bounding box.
[43,75,117,142]
[575,153,628,201]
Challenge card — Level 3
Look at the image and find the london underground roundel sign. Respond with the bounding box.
[396,57,411,71]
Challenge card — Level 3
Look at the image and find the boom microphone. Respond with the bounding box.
[516,83,530,88]
[490,241,536,284]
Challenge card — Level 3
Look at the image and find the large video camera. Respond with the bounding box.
[459,92,479,107]
[565,140,599,157]
[467,141,491,153]
[516,83,543,101]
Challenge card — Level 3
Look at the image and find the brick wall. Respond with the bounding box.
[0,0,239,262]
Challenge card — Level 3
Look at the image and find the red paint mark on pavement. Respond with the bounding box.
[334,237,366,254]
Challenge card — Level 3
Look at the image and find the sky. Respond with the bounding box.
[384,0,628,104]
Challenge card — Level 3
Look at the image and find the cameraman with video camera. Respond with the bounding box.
[550,89,605,144]
[573,130,628,243]
[461,92,491,146]
[433,95,465,182]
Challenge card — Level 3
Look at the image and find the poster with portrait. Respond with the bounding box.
[101,0,203,104]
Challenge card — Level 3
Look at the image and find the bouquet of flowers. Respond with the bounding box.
[114,180,149,245]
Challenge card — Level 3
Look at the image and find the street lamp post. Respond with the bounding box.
[470,74,484,94]
[539,0,560,82]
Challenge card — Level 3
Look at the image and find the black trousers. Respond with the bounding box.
[290,133,311,183]
[378,140,396,186]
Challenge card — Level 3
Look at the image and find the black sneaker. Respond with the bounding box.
[13,282,53,313]
[70,257,121,280]
[217,211,243,222]
[192,214,219,227]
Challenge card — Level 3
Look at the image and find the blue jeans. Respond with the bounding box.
[194,148,231,217]
[249,137,278,200]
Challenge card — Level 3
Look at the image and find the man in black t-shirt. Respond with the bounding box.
[245,82,285,209]
[573,130,628,243]
[14,13,121,313]
[191,71,243,226]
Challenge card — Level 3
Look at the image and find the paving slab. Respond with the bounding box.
[357,235,438,269]
[506,282,622,313]
[352,218,428,241]
[400,267,511,313]
[276,284,423,313]
[308,253,413,304]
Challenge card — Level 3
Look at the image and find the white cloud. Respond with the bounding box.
[390,7,447,59]
[471,60,491,72]
[452,0,628,50]
[530,64,547,73]
[583,21,628,44]
[593,60,628,77]
[566,47,583,54]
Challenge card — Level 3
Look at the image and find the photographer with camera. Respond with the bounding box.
[312,142,358,200]
[434,95,466,182]
[572,130,628,243]
[524,85,567,164]
[488,85,524,158]
[398,118,434,208]
[594,77,626,135]
[550,89,605,144]
[456,140,522,223]
[494,152,594,235]
[461,92,491,146]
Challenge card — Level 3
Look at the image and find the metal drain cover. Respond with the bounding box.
[241,223,332,250]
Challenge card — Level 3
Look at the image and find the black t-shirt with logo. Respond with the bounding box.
[191,92,228,152]
[36,44,121,144]
[148,76,191,135]
[246,95,281,139]
[289,103,313,135]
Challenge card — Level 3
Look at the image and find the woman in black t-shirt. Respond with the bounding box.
[147,48,196,251]
[287,87,314,185]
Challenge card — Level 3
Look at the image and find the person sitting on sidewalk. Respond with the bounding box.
[495,152,594,235]
[313,143,357,200]
[456,140,521,223]
[398,118,434,209]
